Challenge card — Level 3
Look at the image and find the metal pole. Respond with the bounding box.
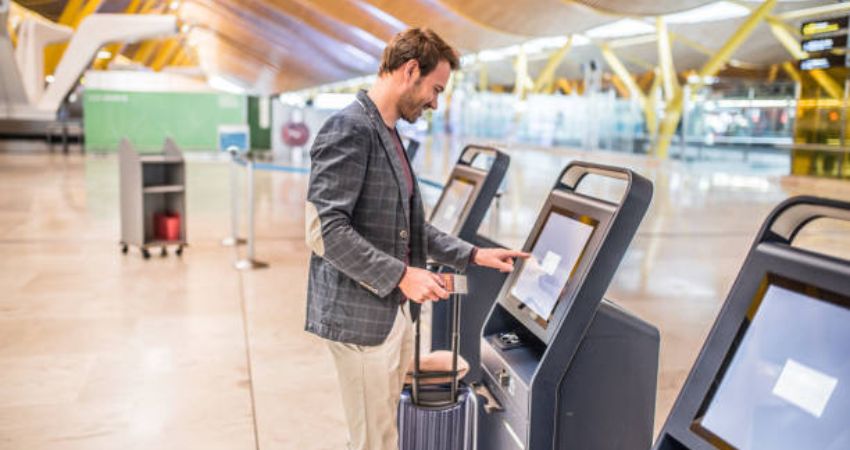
[235,152,269,270]
[222,146,247,246]
[680,85,689,160]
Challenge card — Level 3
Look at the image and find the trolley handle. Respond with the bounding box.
[758,195,850,246]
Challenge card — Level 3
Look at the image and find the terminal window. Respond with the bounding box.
[693,276,850,449]
[431,177,475,234]
[509,209,595,325]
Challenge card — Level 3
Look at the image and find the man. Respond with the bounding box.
[304,28,527,450]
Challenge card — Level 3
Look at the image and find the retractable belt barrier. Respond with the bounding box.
[222,148,447,271]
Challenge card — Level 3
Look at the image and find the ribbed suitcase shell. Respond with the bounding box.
[398,385,475,450]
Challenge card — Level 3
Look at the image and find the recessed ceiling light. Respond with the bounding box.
[664,1,750,24]
[585,19,655,39]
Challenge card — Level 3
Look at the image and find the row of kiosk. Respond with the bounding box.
[423,144,850,450]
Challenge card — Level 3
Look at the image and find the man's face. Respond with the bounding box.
[398,60,450,123]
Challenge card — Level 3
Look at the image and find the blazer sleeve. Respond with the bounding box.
[305,115,406,298]
[423,221,474,272]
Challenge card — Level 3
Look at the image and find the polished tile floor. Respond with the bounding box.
[1,141,849,449]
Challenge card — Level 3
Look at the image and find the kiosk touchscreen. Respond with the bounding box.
[430,176,477,235]
[426,144,508,240]
[507,208,596,331]
[426,145,507,240]
[655,197,850,450]
[476,162,658,450]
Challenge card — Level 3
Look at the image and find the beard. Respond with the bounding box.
[398,86,425,123]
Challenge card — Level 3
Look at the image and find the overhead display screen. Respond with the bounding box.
[509,209,595,326]
[693,277,850,449]
[430,177,476,234]
[802,35,847,53]
[799,53,847,71]
[801,16,848,36]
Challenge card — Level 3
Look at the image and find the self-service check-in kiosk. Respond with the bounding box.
[475,162,658,450]
[655,196,850,450]
[429,145,509,373]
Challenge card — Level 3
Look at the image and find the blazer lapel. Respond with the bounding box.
[355,91,411,226]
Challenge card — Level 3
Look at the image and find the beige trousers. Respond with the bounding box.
[327,303,414,450]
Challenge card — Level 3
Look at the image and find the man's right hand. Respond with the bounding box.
[398,267,449,303]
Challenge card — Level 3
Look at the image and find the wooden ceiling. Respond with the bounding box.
[12,0,841,93]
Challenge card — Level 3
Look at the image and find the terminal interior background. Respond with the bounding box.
[2,0,850,449]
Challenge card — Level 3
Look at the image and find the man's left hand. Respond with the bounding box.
[473,248,530,272]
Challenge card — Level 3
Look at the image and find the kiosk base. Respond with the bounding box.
[478,300,659,450]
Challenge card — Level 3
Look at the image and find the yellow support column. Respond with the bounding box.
[610,76,630,99]
[44,0,104,77]
[478,62,488,92]
[777,2,850,21]
[781,61,802,84]
[93,0,145,70]
[56,0,85,25]
[150,38,180,71]
[767,64,779,84]
[656,17,680,101]
[557,78,572,95]
[533,36,573,93]
[134,40,162,65]
[645,68,661,144]
[169,47,188,66]
[513,46,533,99]
[655,0,777,158]
[670,32,715,58]
[599,43,647,109]
[7,16,18,47]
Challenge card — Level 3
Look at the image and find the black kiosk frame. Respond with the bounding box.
[655,196,850,450]
[427,145,509,239]
[476,162,658,450]
[429,145,509,365]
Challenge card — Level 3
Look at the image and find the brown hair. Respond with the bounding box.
[378,28,460,76]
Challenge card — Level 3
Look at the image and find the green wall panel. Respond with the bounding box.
[83,90,246,152]
[248,96,272,151]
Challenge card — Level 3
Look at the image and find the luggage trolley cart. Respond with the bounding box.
[475,161,658,450]
[119,138,187,258]
[655,196,850,450]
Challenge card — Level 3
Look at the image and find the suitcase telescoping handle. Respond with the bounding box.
[757,195,850,247]
[412,291,462,407]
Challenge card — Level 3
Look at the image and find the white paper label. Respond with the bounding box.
[541,251,561,275]
[772,358,838,418]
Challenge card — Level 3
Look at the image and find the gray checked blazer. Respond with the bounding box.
[304,90,474,346]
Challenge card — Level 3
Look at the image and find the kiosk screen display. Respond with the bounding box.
[693,276,850,449]
[509,209,595,325]
[431,177,475,234]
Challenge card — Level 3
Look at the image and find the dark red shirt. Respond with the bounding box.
[387,126,413,200]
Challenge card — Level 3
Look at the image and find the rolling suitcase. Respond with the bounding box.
[398,291,478,450]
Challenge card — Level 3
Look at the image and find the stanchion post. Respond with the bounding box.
[235,151,269,270]
[222,146,247,246]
